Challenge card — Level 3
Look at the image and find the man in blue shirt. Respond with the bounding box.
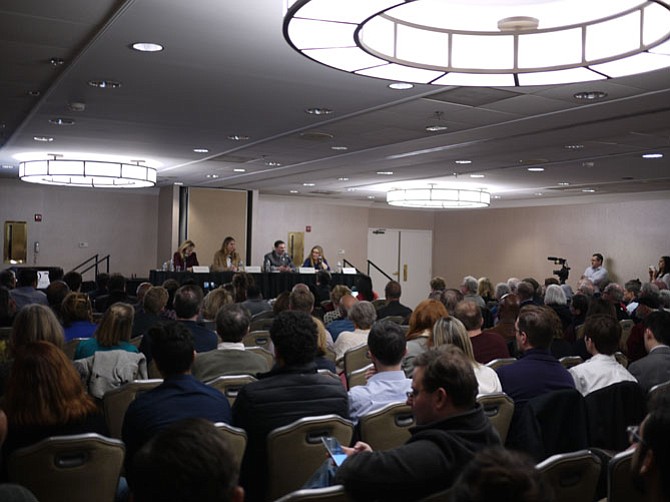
[122,321,232,472]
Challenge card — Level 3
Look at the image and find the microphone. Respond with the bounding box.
[547,256,560,261]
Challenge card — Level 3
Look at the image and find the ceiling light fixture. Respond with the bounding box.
[425,111,448,132]
[49,118,75,126]
[33,136,53,142]
[367,195,376,199]
[377,171,394,175]
[574,90,608,100]
[455,160,472,165]
[131,42,164,52]
[49,57,65,66]
[233,168,247,173]
[19,156,156,188]
[284,0,670,86]
[642,153,664,158]
[338,177,349,181]
[305,107,333,115]
[2,164,14,169]
[558,181,571,186]
[227,134,250,141]
[331,146,348,151]
[582,188,597,193]
[388,82,414,89]
[205,174,220,179]
[387,185,491,208]
[193,148,209,153]
[303,182,316,187]
[564,144,584,149]
[265,161,282,166]
[527,167,545,172]
[88,80,122,89]
[290,190,299,194]
[470,174,485,178]
[27,90,41,97]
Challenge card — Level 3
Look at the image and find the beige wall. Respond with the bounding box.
[0,178,158,278]
[157,185,179,266]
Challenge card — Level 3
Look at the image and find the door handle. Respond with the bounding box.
[403,264,408,282]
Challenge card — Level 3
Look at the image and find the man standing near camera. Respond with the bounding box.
[582,252,608,292]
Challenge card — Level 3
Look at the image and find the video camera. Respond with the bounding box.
[547,256,571,284]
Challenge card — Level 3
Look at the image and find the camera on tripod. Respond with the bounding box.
[547,256,571,284]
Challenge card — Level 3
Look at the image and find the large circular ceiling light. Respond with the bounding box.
[284,0,670,86]
[386,186,491,208]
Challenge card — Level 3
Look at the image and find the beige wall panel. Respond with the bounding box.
[187,187,247,268]
[157,185,179,266]
[369,207,436,230]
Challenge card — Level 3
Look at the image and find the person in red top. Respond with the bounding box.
[173,240,199,272]
[453,300,509,364]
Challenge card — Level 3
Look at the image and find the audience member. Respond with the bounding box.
[233,310,348,501]
[0,286,16,327]
[478,277,495,304]
[507,277,521,295]
[565,293,589,343]
[431,316,502,395]
[312,270,332,304]
[354,275,377,302]
[173,284,218,352]
[133,286,168,339]
[628,310,670,392]
[95,273,135,313]
[75,302,139,359]
[627,296,660,362]
[582,252,608,292]
[0,269,16,289]
[122,321,232,473]
[376,280,412,321]
[453,300,509,365]
[516,281,535,308]
[440,288,464,313]
[87,272,109,303]
[289,287,335,369]
[332,346,500,501]
[272,291,290,315]
[10,269,47,310]
[347,320,412,424]
[486,293,520,343]
[129,418,244,502]
[569,314,637,396]
[543,284,571,331]
[45,280,70,320]
[430,276,446,296]
[327,294,357,341]
[192,304,270,381]
[133,281,153,313]
[602,282,630,320]
[545,306,574,360]
[239,285,271,316]
[460,276,486,308]
[62,271,83,292]
[232,272,253,303]
[521,277,543,305]
[624,278,642,314]
[402,299,448,376]
[201,288,234,323]
[334,301,377,369]
[323,285,351,325]
[61,292,97,341]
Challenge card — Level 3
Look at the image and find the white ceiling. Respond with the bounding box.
[1,0,670,207]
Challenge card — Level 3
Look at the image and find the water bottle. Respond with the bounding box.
[239,261,245,271]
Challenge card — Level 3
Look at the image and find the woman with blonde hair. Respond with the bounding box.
[1,341,106,461]
[302,245,330,271]
[402,299,448,376]
[211,236,241,272]
[173,239,199,271]
[74,302,139,359]
[61,292,97,341]
[431,316,502,394]
[202,288,234,322]
[477,277,495,304]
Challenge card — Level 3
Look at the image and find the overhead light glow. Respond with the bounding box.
[331,146,348,151]
[233,168,247,173]
[388,82,414,89]
[131,42,164,52]
[338,177,349,181]
[193,148,209,153]
[88,80,122,89]
[387,186,491,208]
[527,167,545,172]
[303,182,316,187]
[642,153,664,159]
[455,160,472,164]
[227,135,250,141]
[470,174,485,178]
[33,136,54,142]
[377,171,394,175]
[305,108,333,115]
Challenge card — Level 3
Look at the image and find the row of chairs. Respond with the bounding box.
[485,352,629,371]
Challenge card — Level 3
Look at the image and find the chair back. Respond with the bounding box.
[64,338,87,360]
[371,299,387,310]
[274,485,349,502]
[607,449,647,502]
[206,374,257,406]
[324,346,337,363]
[214,422,247,471]
[585,381,645,451]
[476,392,515,443]
[251,310,275,321]
[485,357,516,370]
[619,319,634,348]
[359,402,414,451]
[384,315,405,325]
[343,344,370,380]
[245,345,275,368]
[614,351,629,368]
[559,355,583,369]
[347,364,373,389]
[129,335,143,348]
[8,433,125,502]
[536,449,601,502]
[243,330,271,348]
[648,379,670,405]
[267,415,354,501]
[102,379,163,439]
[250,318,274,331]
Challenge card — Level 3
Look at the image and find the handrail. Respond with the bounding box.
[70,254,110,278]
[342,259,364,275]
[367,260,394,282]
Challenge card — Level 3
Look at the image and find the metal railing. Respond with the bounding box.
[341,259,394,282]
[71,254,110,279]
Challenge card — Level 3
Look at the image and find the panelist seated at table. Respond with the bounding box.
[263,240,295,272]
[173,240,199,272]
[302,245,330,271]
[211,236,241,272]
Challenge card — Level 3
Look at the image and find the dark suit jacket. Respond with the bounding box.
[628,346,670,392]
[376,300,412,321]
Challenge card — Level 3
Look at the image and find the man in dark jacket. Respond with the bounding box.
[333,345,500,501]
[233,310,348,501]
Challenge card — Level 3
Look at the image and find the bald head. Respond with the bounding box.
[340,294,358,314]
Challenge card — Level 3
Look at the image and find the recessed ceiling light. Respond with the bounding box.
[227,134,250,141]
[455,160,472,164]
[564,144,584,149]
[265,161,282,167]
[1,164,14,169]
[492,195,501,199]
[574,91,608,101]
[470,174,485,178]
[347,188,358,192]
[305,108,333,115]
[27,90,41,97]
[205,174,220,179]
[558,182,571,186]
[303,182,315,187]
[88,80,122,89]
[338,177,349,181]
[193,148,209,153]
[131,42,164,52]
[33,136,54,142]
[534,192,544,196]
[290,190,299,194]
[376,171,394,175]
[173,182,184,186]
[425,124,448,132]
[527,167,545,172]
[49,57,65,66]
[233,168,246,173]
[642,153,663,159]
[331,146,348,151]
[367,195,376,199]
[388,82,414,90]
[49,118,75,126]
[582,161,595,167]
[582,188,596,193]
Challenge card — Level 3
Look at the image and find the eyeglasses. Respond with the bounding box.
[406,389,419,400]
[627,425,646,446]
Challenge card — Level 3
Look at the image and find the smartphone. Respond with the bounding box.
[321,436,347,467]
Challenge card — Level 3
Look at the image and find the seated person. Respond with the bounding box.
[629,310,670,392]
[376,280,412,321]
[211,236,241,272]
[569,314,637,396]
[334,301,377,370]
[122,322,232,473]
[240,285,271,316]
[263,240,294,272]
[75,302,139,359]
[61,292,97,342]
[132,286,169,339]
[173,239,199,272]
[94,273,136,313]
[302,245,330,271]
[192,304,270,381]
[9,269,48,311]
[453,300,509,365]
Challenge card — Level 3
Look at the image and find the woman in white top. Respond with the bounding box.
[649,256,670,289]
[431,316,502,395]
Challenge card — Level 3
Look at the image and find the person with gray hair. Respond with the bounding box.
[507,277,520,295]
[333,300,377,369]
[460,276,485,308]
[602,282,631,320]
[543,284,571,331]
[494,283,510,301]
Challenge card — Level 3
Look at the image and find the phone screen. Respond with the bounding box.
[321,436,347,467]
